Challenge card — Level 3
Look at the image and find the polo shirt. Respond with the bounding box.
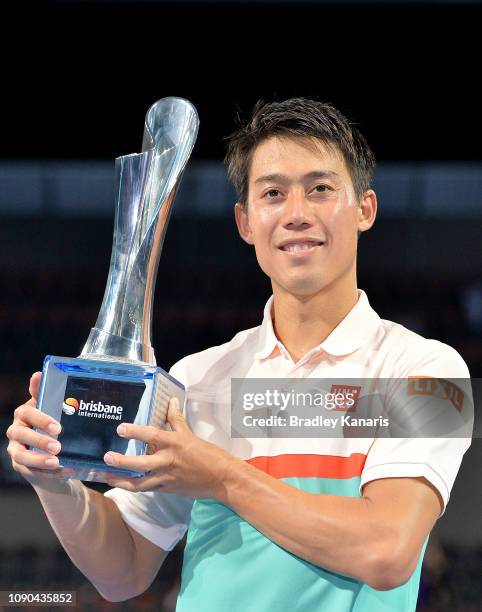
[105,289,471,611]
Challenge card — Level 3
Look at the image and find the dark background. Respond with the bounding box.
[1,1,481,162]
[0,2,481,612]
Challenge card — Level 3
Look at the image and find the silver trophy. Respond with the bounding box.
[34,97,199,482]
[83,96,198,363]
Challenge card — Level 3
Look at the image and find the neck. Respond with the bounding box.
[271,272,358,363]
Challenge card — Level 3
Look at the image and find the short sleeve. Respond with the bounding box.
[360,340,472,516]
[104,488,193,551]
[104,359,194,550]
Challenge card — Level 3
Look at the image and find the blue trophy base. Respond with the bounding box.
[32,355,185,483]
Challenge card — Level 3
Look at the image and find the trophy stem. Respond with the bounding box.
[80,97,199,365]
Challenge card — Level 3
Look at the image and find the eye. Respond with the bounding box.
[264,189,281,198]
[313,184,330,193]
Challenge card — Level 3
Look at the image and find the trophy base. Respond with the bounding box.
[32,355,184,483]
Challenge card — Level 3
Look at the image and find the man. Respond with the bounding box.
[7,98,471,611]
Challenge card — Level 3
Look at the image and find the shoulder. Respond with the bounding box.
[376,317,470,378]
[168,324,262,387]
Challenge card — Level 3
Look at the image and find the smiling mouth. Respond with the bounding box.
[279,240,324,253]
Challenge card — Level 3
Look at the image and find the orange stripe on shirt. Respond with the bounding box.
[246,453,366,479]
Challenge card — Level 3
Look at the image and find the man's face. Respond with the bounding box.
[235,136,376,299]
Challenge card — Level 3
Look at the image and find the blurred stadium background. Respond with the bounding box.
[0,1,481,611]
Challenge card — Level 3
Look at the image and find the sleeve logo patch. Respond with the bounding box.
[407,377,464,412]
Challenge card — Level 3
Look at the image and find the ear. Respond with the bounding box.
[234,203,254,245]
[357,189,377,234]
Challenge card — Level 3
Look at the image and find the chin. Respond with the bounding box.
[277,277,328,298]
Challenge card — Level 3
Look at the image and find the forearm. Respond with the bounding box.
[7,384,163,601]
[219,459,396,587]
[33,480,143,600]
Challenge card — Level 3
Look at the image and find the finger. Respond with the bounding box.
[12,461,54,480]
[116,423,169,447]
[105,473,173,492]
[9,443,61,470]
[167,397,189,433]
[29,466,76,480]
[104,476,146,492]
[14,462,74,481]
[103,450,170,473]
[13,404,61,436]
[6,424,61,455]
[29,372,42,401]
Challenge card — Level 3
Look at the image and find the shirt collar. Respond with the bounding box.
[254,296,279,360]
[254,289,380,360]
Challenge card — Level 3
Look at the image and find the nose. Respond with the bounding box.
[282,190,315,229]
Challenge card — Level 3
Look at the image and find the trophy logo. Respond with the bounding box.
[33,97,199,482]
[62,398,79,416]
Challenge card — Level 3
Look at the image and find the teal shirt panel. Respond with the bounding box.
[176,476,426,612]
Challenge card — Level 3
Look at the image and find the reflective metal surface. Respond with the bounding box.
[81,97,199,364]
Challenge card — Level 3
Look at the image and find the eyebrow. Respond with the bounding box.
[253,170,340,185]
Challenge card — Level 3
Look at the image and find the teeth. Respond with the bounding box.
[281,241,320,253]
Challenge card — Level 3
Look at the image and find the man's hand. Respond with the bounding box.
[6,372,73,485]
[103,398,233,499]
[6,373,169,603]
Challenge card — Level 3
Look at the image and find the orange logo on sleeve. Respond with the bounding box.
[407,377,464,412]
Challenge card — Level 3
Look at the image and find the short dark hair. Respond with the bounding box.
[225,97,376,210]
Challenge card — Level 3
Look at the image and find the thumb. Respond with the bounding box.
[29,371,42,402]
[167,397,189,433]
